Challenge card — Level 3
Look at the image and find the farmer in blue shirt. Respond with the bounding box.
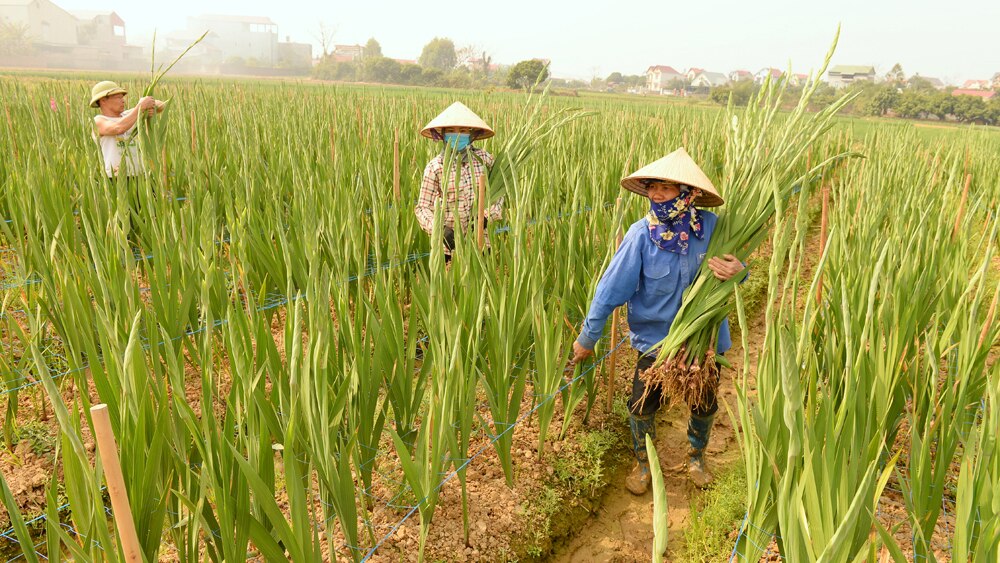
[571,148,744,494]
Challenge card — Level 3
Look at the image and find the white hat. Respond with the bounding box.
[420,102,494,141]
[621,147,724,207]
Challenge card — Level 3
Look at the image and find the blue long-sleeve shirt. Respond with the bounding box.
[577,211,733,355]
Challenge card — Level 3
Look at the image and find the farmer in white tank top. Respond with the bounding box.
[89,81,164,178]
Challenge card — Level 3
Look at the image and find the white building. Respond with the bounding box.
[71,9,125,46]
[728,70,752,82]
[961,79,992,91]
[0,0,141,67]
[691,71,728,89]
[646,65,683,93]
[0,0,78,46]
[187,14,278,65]
[755,68,784,85]
[827,65,876,88]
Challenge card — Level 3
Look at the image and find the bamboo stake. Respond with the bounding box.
[190,109,197,151]
[393,129,401,201]
[816,184,830,305]
[476,174,486,250]
[64,97,70,127]
[91,404,142,562]
[606,197,624,413]
[952,173,971,240]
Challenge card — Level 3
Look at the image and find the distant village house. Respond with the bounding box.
[332,44,364,62]
[684,67,703,82]
[789,73,809,87]
[0,0,141,67]
[754,68,784,85]
[961,79,992,91]
[645,65,682,93]
[951,89,996,100]
[690,71,728,89]
[728,70,752,82]
[827,65,876,88]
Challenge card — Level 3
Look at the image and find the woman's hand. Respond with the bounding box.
[707,254,745,281]
[570,341,594,366]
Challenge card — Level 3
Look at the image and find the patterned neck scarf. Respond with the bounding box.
[646,185,703,254]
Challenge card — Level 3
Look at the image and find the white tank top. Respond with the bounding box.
[94,110,143,178]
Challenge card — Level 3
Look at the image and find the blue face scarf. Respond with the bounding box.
[443,132,471,151]
[646,185,704,255]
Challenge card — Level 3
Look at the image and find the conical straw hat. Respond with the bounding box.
[420,102,495,141]
[620,147,724,207]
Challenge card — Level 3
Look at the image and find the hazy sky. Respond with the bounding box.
[55,0,999,83]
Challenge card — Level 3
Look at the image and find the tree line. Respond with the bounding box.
[707,67,1000,126]
[313,37,550,91]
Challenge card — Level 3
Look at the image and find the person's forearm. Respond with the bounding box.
[486,200,503,221]
[102,108,140,136]
[414,207,435,235]
[121,107,142,130]
[577,301,614,350]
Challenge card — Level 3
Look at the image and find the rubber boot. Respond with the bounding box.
[687,412,715,488]
[626,412,656,495]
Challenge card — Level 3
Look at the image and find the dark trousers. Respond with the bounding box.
[628,350,719,418]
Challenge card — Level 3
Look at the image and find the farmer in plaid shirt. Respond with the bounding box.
[415,102,503,261]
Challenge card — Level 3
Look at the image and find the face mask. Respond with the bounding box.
[443,132,471,151]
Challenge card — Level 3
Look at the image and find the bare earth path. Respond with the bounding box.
[550,303,768,563]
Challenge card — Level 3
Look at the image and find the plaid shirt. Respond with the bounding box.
[415,147,503,249]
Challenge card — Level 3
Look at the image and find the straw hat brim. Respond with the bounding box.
[621,177,725,207]
[620,147,725,207]
[420,102,495,141]
[90,87,127,108]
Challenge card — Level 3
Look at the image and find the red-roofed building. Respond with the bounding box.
[646,65,683,93]
[685,67,704,82]
[331,44,364,61]
[962,79,992,90]
[755,67,784,85]
[951,89,997,100]
[789,73,809,87]
[728,70,752,82]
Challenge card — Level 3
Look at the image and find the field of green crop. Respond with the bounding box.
[0,66,997,563]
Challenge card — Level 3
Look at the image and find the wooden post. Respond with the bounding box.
[952,173,972,240]
[90,405,142,562]
[393,129,401,201]
[476,174,487,250]
[605,197,624,413]
[816,184,830,305]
